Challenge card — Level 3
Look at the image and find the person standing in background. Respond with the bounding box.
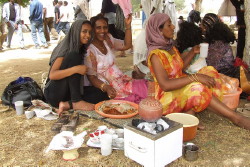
[151,0,163,14]
[0,2,7,51]
[230,0,245,59]
[54,0,62,30]
[2,0,25,49]
[74,5,87,20]
[43,0,58,42]
[101,0,117,38]
[56,1,70,35]
[163,0,179,33]
[29,0,48,49]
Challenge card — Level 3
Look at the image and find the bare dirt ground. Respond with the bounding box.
[0,33,249,167]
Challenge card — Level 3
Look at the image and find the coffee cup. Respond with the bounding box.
[183,144,199,161]
[100,134,112,156]
[25,110,35,119]
[14,101,24,115]
[114,138,124,148]
[199,43,209,58]
[97,125,107,131]
[115,129,124,138]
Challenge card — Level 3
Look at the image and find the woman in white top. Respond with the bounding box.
[85,14,148,104]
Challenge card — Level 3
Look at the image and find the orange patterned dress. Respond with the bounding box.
[147,47,226,115]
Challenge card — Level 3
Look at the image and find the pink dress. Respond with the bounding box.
[112,0,132,18]
[85,35,148,104]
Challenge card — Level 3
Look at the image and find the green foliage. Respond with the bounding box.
[0,0,30,7]
[175,0,185,11]
[131,0,141,12]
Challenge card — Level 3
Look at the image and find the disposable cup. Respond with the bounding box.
[97,125,107,131]
[112,134,118,146]
[114,138,124,148]
[115,129,124,138]
[25,110,35,119]
[199,43,209,58]
[15,101,24,115]
[100,134,112,156]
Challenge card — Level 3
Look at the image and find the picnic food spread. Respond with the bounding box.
[99,102,136,115]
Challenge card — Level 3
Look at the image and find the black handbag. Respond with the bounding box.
[1,77,45,107]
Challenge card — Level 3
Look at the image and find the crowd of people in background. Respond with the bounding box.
[0,0,91,51]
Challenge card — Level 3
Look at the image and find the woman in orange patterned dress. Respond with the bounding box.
[146,13,250,130]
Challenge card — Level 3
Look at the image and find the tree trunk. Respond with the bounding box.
[195,0,203,11]
[245,0,250,65]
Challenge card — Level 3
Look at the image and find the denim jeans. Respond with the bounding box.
[7,20,24,48]
[30,20,47,46]
[56,22,70,35]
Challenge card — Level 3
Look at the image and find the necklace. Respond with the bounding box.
[94,41,106,52]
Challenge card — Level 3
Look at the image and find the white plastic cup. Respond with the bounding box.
[199,43,209,58]
[112,134,118,147]
[97,125,107,131]
[14,101,24,115]
[114,138,124,148]
[25,110,35,119]
[100,134,112,156]
[115,129,124,138]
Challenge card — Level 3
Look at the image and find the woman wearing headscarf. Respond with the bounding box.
[146,13,250,130]
[84,14,148,104]
[44,19,107,114]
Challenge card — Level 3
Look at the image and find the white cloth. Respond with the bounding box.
[218,0,236,17]
[60,6,70,22]
[78,0,90,19]
[133,28,147,65]
[151,0,163,14]
[141,0,152,19]
[46,131,87,153]
[163,0,179,33]
[44,2,55,18]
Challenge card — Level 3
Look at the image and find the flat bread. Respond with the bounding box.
[99,102,136,115]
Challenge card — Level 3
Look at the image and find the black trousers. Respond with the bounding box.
[236,27,246,59]
[44,52,109,107]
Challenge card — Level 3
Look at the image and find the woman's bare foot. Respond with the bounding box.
[233,114,250,130]
[132,65,146,79]
[198,122,205,130]
[57,101,71,115]
[72,101,95,111]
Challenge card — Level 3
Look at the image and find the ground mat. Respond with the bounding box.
[77,110,140,128]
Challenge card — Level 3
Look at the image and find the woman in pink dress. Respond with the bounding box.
[84,14,148,104]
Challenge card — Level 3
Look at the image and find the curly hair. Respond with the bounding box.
[176,21,203,53]
[90,14,108,28]
[206,22,235,44]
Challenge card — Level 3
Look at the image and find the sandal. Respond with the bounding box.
[51,111,71,133]
[61,112,79,132]
[0,104,10,113]
[236,108,250,117]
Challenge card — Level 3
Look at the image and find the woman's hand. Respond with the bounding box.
[190,45,200,55]
[104,85,117,99]
[124,14,132,27]
[74,65,88,75]
[196,73,216,88]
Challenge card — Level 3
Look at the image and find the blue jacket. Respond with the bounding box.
[29,0,43,22]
